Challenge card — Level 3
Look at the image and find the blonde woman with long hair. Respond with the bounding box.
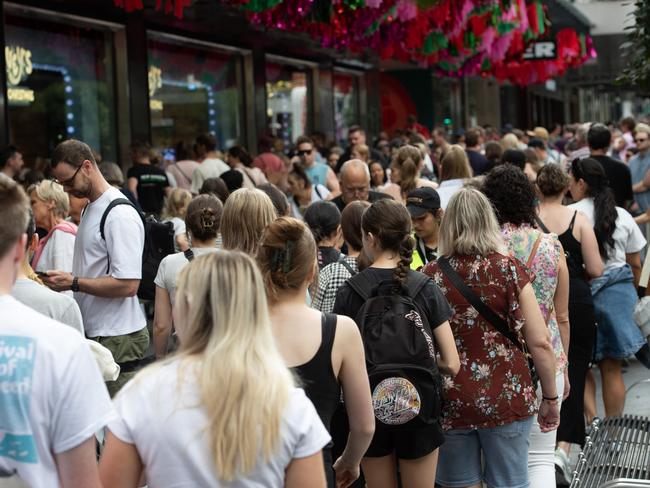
[423,188,559,488]
[100,251,331,487]
[221,187,277,254]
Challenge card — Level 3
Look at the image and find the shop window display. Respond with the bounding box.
[266,61,309,149]
[334,72,359,146]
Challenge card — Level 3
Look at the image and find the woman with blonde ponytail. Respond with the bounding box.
[333,199,459,488]
[380,145,438,204]
[100,251,331,487]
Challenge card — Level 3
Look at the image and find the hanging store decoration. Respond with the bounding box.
[113,0,595,85]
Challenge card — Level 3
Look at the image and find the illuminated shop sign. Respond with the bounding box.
[5,46,34,104]
[148,65,164,111]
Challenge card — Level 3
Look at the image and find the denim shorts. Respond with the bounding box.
[436,416,534,488]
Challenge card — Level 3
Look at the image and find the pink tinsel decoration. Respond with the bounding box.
[396,0,417,21]
[448,0,474,39]
[365,0,383,8]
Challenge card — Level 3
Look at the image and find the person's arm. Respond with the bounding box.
[635,210,650,226]
[42,271,139,297]
[334,317,375,487]
[325,167,341,196]
[642,168,650,190]
[433,321,460,375]
[55,437,102,488]
[285,452,327,488]
[153,285,173,359]
[176,233,190,252]
[627,252,642,287]
[554,249,571,400]
[577,213,604,279]
[519,283,560,433]
[127,177,138,200]
[99,431,143,488]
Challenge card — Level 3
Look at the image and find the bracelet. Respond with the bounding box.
[542,395,559,402]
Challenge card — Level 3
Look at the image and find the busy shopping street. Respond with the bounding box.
[1,0,650,487]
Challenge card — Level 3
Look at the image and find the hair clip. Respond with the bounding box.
[283,241,295,273]
[200,208,214,229]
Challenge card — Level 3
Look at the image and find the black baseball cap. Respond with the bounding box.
[406,188,441,218]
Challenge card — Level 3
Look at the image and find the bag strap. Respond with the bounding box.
[314,184,324,200]
[347,271,376,301]
[337,255,357,276]
[100,198,137,241]
[174,163,192,184]
[438,257,522,351]
[184,249,195,261]
[534,214,550,234]
[526,233,543,268]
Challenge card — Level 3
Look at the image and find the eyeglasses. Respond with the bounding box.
[635,138,649,143]
[297,149,313,156]
[54,164,83,188]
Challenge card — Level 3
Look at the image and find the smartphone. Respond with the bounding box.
[35,271,48,278]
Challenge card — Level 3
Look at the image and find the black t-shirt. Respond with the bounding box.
[590,155,633,209]
[331,191,392,212]
[332,267,452,330]
[126,163,169,215]
[466,150,490,176]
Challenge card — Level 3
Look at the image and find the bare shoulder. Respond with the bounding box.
[418,178,439,189]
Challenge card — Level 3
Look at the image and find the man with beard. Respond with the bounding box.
[43,139,148,397]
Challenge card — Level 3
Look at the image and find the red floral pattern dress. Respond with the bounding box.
[424,253,537,430]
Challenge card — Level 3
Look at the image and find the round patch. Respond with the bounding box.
[372,377,421,425]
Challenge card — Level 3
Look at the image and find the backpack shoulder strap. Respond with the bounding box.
[438,257,521,350]
[100,198,136,241]
[184,249,195,261]
[406,271,430,299]
[337,255,357,276]
[347,271,375,301]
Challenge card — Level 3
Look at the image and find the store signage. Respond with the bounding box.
[149,66,162,97]
[523,41,557,61]
[8,87,34,103]
[5,46,33,86]
[150,99,163,111]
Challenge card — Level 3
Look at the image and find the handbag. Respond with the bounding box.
[438,256,540,389]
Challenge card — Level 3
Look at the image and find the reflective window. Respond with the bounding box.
[334,72,359,146]
[266,60,309,148]
[5,10,118,163]
[148,34,242,153]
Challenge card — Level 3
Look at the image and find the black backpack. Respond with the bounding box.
[347,271,443,428]
[99,198,175,300]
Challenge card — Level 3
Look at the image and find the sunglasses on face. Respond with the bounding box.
[54,164,83,188]
[297,149,312,156]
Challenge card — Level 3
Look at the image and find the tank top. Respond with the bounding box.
[291,313,340,432]
[538,212,593,305]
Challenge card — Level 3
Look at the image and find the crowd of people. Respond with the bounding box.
[1,114,650,488]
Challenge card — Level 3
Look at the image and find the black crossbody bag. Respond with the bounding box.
[438,256,540,389]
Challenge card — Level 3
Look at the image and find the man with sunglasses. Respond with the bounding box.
[295,135,340,196]
[628,124,650,214]
[43,139,148,397]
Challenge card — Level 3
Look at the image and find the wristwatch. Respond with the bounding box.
[71,276,80,292]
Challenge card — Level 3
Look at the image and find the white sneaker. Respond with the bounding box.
[555,447,572,486]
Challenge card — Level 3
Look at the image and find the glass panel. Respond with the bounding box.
[266,61,309,148]
[148,35,241,153]
[333,72,359,147]
[5,12,117,164]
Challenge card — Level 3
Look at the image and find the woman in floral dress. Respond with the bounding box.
[424,187,559,488]
[483,164,570,488]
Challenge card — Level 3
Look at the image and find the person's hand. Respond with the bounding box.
[333,456,360,488]
[41,270,73,292]
[563,371,571,400]
[538,398,560,433]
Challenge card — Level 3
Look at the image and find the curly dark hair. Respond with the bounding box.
[482,164,537,227]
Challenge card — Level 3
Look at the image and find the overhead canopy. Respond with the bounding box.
[115,0,596,85]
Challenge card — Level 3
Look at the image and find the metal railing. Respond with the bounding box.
[570,416,650,488]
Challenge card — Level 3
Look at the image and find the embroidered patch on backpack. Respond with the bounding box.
[372,377,421,425]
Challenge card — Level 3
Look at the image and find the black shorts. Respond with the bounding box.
[364,421,445,460]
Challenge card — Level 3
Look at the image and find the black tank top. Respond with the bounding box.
[291,313,340,431]
[538,212,593,304]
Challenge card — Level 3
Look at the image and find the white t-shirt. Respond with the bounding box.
[0,295,115,487]
[569,198,647,271]
[437,179,465,210]
[191,158,229,194]
[108,360,330,487]
[73,186,146,337]
[154,248,218,305]
[34,230,75,274]
[165,217,186,252]
[11,279,84,335]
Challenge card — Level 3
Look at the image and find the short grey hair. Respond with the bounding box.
[340,159,370,180]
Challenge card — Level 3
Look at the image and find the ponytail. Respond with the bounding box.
[392,145,421,196]
[395,234,415,283]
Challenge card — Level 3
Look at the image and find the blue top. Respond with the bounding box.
[629,152,650,211]
[305,163,329,188]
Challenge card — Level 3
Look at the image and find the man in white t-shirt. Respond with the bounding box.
[190,133,229,194]
[0,178,114,487]
[44,139,148,397]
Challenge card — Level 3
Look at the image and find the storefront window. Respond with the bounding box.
[334,72,359,146]
[5,10,117,164]
[266,60,310,149]
[148,34,242,153]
